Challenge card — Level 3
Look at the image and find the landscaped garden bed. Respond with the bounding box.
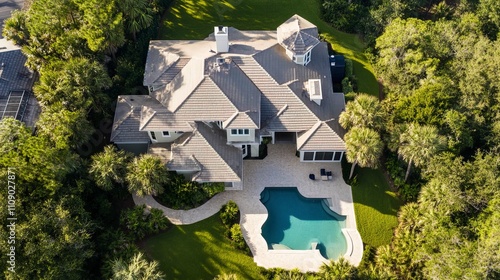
[153,172,225,210]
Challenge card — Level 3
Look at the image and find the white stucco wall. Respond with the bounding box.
[149,131,184,143]
[226,129,256,142]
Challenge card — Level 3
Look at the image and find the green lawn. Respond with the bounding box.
[157,0,378,95]
[342,160,401,247]
[142,214,263,280]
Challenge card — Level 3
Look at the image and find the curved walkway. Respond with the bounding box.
[133,143,363,271]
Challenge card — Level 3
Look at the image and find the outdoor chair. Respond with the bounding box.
[309,174,316,180]
[321,169,328,181]
[327,171,333,180]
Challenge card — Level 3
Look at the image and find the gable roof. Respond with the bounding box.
[169,122,242,182]
[297,120,346,151]
[143,51,180,85]
[111,95,152,143]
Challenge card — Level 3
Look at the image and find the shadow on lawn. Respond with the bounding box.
[342,159,401,216]
[141,216,262,280]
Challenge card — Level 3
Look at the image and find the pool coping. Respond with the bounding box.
[133,143,363,272]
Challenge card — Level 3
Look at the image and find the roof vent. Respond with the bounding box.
[308,79,322,106]
[214,26,229,53]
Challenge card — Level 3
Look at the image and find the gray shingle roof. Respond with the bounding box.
[153,58,190,85]
[297,120,346,151]
[143,50,180,85]
[206,60,260,128]
[111,95,152,143]
[140,77,238,131]
[169,122,242,182]
[255,42,345,128]
[233,56,319,131]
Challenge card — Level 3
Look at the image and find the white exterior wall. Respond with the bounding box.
[226,129,256,142]
[250,144,260,157]
[149,131,184,143]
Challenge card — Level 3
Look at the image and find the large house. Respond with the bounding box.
[111,15,346,188]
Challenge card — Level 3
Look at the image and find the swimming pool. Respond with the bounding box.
[260,187,347,260]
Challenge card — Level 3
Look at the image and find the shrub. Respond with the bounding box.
[342,77,353,94]
[229,224,248,252]
[344,91,357,102]
[399,183,421,203]
[154,172,225,210]
[345,58,353,78]
[220,200,240,228]
[120,205,170,240]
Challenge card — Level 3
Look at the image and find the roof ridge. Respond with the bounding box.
[112,97,134,131]
[297,120,322,150]
[139,106,157,130]
[238,55,321,128]
[206,76,239,112]
[223,111,239,128]
[195,122,240,179]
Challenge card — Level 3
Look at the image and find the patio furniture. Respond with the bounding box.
[309,174,316,180]
[327,171,333,180]
[321,168,328,181]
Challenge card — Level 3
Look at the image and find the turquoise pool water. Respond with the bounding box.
[260,187,347,259]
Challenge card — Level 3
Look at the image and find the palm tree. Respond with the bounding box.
[148,208,169,233]
[110,252,164,280]
[126,154,169,196]
[339,94,384,130]
[344,127,384,179]
[319,258,357,280]
[118,0,153,40]
[89,145,131,191]
[398,123,446,181]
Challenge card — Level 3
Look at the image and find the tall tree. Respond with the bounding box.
[398,123,446,181]
[375,18,440,95]
[344,127,384,179]
[34,57,112,113]
[90,145,131,191]
[36,106,95,150]
[79,0,125,58]
[118,0,154,40]
[126,154,169,196]
[339,94,384,131]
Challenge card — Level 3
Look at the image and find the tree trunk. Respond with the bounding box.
[349,160,358,180]
[404,157,413,182]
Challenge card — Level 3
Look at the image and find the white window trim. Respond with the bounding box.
[150,131,157,141]
[162,131,170,137]
[230,129,250,136]
[300,151,344,162]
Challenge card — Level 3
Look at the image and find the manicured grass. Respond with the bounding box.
[158,0,378,96]
[342,160,402,247]
[142,214,263,280]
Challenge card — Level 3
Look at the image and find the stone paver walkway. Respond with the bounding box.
[133,143,363,271]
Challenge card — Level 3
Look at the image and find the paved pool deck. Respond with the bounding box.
[133,143,363,271]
